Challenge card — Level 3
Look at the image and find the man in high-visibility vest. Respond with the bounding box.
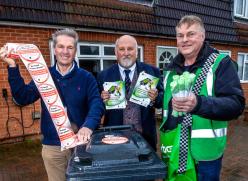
[160,15,245,181]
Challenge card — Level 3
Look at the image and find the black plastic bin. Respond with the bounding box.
[66,125,167,181]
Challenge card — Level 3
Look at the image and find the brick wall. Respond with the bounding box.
[0,25,248,141]
[0,26,52,142]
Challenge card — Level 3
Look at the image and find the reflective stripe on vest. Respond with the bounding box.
[206,67,213,96]
[191,128,227,138]
[163,71,171,87]
[163,109,168,118]
[163,71,171,120]
[190,54,228,160]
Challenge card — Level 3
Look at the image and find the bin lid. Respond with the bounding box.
[66,125,167,181]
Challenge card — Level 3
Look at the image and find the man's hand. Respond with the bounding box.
[148,89,158,103]
[77,127,93,143]
[101,90,110,102]
[172,92,197,113]
[0,46,16,67]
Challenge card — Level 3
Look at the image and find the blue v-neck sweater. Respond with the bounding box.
[8,62,104,146]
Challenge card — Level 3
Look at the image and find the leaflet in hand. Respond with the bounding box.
[103,81,126,109]
[130,71,159,107]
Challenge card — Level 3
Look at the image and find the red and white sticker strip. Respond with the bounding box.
[5,43,82,150]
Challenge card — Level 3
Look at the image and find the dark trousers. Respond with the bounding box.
[196,156,223,181]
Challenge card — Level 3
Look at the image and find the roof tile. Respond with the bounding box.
[0,0,246,44]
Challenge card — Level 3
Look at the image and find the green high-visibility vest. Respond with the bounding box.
[160,54,227,180]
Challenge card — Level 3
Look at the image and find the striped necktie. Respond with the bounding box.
[124,69,131,94]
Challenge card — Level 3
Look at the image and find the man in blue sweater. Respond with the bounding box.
[0,29,104,181]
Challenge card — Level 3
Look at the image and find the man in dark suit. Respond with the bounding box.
[97,35,163,150]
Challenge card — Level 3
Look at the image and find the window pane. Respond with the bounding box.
[103,59,116,70]
[159,51,174,63]
[80,45,99,56]
[157,47,177,75]
[79,59,100,77]
[219,50,231,56]
[137,48,141,62]
[104,46,115,56]
[237,54,244,80]
[235,0,244,15]
[244,62,248,80]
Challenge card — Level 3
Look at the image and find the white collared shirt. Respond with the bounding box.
[56,62,75,76]
[118,63,136,81]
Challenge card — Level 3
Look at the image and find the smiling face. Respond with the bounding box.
[115,35,137,69]
[176,23,205,62]
[54,35,76,67]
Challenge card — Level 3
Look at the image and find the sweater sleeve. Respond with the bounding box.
[8,65,40,106]
[82,73,105,130]
[191,56,245,120]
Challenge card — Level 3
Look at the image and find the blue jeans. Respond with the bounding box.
[196,156,223,181]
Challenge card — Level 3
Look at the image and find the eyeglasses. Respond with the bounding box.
[176,31,199,41]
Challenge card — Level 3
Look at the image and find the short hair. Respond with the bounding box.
[52,28,79,48]
[176,15,205,33]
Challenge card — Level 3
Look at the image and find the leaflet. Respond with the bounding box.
[5,43,83,150]
[103,81,126,109]
[130,71,159,107]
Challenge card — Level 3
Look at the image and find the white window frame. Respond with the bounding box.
[103,45,116,57]
[49,41,143,70]
[238,52,248,83]
[137,46,144,62]
[77,43,143,71]
[156,46,178,71]
[234,0,248,19]
[77,43,114,71]
[78,43,101,58]
[219,50,231,57]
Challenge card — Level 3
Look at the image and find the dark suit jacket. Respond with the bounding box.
[97,62,163,150]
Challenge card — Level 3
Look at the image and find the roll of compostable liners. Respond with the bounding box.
[5,43,83,150]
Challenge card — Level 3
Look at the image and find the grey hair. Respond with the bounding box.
[176,15,205,33]
[52,28,79,48]
[115,35,138,51]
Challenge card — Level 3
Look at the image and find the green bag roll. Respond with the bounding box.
[160,124,197,181]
